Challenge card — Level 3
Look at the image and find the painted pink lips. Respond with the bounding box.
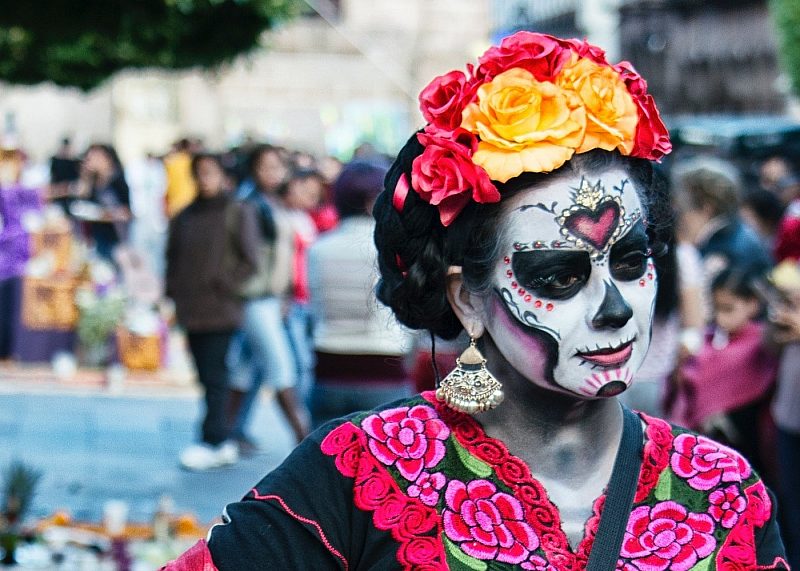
[576,339,634,367]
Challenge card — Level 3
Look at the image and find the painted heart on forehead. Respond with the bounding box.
[561,199,620,251]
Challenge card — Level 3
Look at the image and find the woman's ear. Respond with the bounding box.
[445,266,487,338]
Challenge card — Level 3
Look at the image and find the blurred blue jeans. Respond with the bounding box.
[227,296,295,440]
[284,301,315,407]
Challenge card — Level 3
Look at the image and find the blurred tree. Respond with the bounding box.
[0,0,300,91]
[770,0,800,97]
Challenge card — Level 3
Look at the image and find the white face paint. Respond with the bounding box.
[485,169,657,399]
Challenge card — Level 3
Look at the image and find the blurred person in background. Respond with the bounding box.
[310,155,342,233]
[740,188,786,255]
[278,168,324,406]
[768,262,800,570]
[48,136,80,211]
[307,160,414,428]
[666,267,777,477]
[226,145,309,448]
[73,143,131,262]
[126,151,168,278]
[760,155,794,196]
[164,138,198,219]
[674,156,772,282]
[773,171,800,263]
[166,153,259,471]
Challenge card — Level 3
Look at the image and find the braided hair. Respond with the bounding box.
[373,133,670,340]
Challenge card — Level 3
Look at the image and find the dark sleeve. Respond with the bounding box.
[164,218,180,299]
[206,421,374,571]
[755,489,791,570]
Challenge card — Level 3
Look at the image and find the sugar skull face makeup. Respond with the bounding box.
[484,169,657,399]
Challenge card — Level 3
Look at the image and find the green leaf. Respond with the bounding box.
[653,469,672,501]
[443,536,488,571]
[688,554,714,571]
[454,442,493,478]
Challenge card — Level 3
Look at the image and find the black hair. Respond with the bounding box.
[248,143,285,176]
[373,133,671,339]
[190,152,223,179]
[742,188,786,229]
[710,266,761,301]
[86,143,123,174]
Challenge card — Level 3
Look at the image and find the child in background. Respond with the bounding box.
[666,267,778,473]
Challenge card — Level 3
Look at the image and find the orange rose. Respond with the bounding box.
[556,55,638,154]
[461,67,586,182]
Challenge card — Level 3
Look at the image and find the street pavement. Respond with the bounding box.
[0,386,296,528]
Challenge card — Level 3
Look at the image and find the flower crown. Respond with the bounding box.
[403,32,672,226]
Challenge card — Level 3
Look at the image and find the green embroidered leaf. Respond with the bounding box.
[654,469,673,501]
[688,554,714,571]
[454,442,493,478]
[443,536,488,571]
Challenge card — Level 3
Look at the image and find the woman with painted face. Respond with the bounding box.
[162,33,789,570]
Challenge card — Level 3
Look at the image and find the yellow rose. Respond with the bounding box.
[556,55,638,154]
[461,67,586,182]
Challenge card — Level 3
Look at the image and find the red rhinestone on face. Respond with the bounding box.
[534,300,543,309]
[504,256,511,265]
[647,273,654,280]
[524,294,532,302]
[639,279,646,287]
[546,303,554,312]
[511,282,517,289]
[518,288,526,296]
[506,270,513,278]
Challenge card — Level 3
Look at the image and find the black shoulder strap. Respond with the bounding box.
[585,405,644,571]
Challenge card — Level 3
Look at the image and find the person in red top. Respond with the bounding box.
[774,174,800,262]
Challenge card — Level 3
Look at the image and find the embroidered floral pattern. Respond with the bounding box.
[408,472,446,507]
[318,393,780,571]
[443,479,539,564]
[523,554,558,571]
[708,485,747,529]
[361,405,450,481]
[621,502,716,571]
[670,433,751,491]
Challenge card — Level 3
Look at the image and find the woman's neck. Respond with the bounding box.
[474,337,624,480]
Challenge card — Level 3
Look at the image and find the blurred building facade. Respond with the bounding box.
[0,0,491,165]
[618,0,788,115]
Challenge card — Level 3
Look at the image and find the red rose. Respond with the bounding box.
[621,502,716,571]
[564,38,609,65]
[354,470,394,510]
[473,440,508,465]
[744,480,772,528]
[715,515,757,570]
[475,31,573,83]
[396,501,438,539]
[321,423,364,477]
[411,132,500,226]
[443,479,539,564]
[373,492,407,528]
[614,61,672,160]
[496,456,529,485]
[419,69,472,132]
[398,536,445,566]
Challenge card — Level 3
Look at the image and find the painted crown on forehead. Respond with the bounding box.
[513,177,642,263]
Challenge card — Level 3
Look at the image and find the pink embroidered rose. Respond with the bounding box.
[407,471,446,507]
[443,479,539,564]
[398,536,446,568]
[475,31,573,83]
[411,132,500,226]
[744,480,772,527]
[708,485,747,529]
[361,404,450,481]
[522,554,557,571]
[614,61,672,161]
[621,501,716,571]
[670,433,751,491]
[419,69,472,132]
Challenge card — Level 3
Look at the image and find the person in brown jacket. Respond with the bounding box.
[165,153,260,471]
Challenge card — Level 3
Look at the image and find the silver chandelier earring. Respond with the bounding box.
[436,337,504,414]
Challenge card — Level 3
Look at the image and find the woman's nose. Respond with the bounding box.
[591,280,633,330]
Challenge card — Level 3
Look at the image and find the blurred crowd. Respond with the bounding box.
[1,133,800,564]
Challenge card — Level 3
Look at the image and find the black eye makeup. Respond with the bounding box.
[609,221,650,281]
[511,250,592,300]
